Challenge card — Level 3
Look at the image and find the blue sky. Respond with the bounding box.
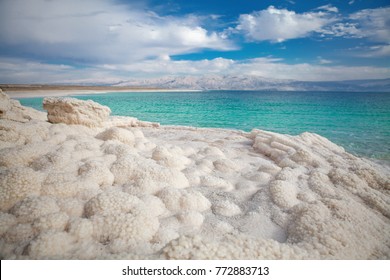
[0,0,389,83]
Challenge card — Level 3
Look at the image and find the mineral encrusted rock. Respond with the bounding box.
[43,97,111,127]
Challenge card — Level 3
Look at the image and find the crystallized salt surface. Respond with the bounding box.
[0,90,389,259]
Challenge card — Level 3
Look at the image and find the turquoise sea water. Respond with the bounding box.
[18,91,390,161]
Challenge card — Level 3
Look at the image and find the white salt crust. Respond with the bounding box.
[0,90,389,259]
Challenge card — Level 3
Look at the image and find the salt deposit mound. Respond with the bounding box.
[0,90,389,259]
[43,97,111,127]
[0,90,46,122]
[43,96,159,128]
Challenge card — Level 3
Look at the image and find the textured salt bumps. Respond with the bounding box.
[0,89,46,122]
[43,97,111,127]
[0,92,389,260]
[0,89,11,118]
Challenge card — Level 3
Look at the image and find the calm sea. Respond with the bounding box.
[18,91,390,161]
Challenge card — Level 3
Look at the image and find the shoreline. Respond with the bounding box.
[0,84,201,98]
[10,89,389,163]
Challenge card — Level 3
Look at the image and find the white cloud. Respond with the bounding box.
[322,7,390,41]
[317,57,333,64]
[90,57,390,81]
[104,57,235,75]
[236,6,335,42]
[316,5,339,13]
[236,5,390,55]
[0,58,122,84]
[235,6,390,50]
[231,58,390,81]
[368,45,390,57]
[320,22,361,38]
[320,7,390,57]
[0,2,388,84]
[355,45,390,58]
[0,0,233,64]
[1,57,389,84]
[349,7,390,43]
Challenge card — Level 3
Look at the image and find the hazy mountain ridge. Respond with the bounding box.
[114,75,390,91]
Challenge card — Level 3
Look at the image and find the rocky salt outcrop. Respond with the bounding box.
[0,89,46,122]
[43,96,159,128]
[43,97,111,127]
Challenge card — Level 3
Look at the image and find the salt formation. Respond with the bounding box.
[0,89,46,122]
[43,97,111,127]
[43,96,159,128]
[0,91,389,259]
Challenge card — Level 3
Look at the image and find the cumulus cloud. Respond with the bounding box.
[320,7,390,57]
[0,0,233,64]
[349,7,390,43]
[235,6,335,42]
[322,7,390,40]
[320,22,360,38]
[235,5,390,53]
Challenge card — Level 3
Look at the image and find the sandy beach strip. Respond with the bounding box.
[0,84,200,98]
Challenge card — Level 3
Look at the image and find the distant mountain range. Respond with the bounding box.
[112,75,390,92]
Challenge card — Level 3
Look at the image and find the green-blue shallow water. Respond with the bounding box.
[18,91,390,161]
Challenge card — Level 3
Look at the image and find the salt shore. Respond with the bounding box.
[0,89,389,259]
[2,86,200,99]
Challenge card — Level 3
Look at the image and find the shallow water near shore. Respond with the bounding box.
[18,90,390,161]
